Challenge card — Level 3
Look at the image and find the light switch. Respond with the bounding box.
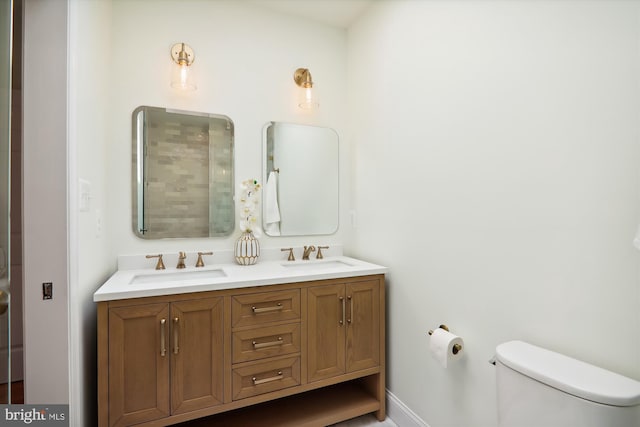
[79,179,91,212]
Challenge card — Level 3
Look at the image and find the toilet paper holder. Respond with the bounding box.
[428,324,463,355]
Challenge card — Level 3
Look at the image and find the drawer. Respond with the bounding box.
[232,357,300,400]
[232,289,300,328]
[233,323,301,364]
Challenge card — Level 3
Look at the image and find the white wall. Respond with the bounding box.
[68,0,113,424]
[348,1,640,426]
[22,0,69,404]
[107,0,349,260]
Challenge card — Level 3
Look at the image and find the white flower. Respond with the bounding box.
[238,178,261,235]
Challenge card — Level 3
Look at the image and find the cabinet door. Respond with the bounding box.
[108,303,170,427]
[170,297,224,414]
[307,283,346,382]
[346,280,380,372]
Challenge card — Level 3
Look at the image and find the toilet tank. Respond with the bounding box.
[495,340,640,427]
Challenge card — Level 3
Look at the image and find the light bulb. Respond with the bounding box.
[170,43,196,91]
[298,86,319,109]
[171,62,196,91]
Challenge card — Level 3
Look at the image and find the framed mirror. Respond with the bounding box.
[132,106,234,239]
[262,122,339,236]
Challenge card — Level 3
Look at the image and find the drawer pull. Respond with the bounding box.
[252,303,283,314]
[173,317,179,355]
[252,337,284,349]
[160,318,166,357]
[252,371,283,386]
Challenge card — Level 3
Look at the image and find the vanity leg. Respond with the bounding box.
[97,303,109,427]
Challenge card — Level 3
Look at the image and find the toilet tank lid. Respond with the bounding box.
[495,340,640,407]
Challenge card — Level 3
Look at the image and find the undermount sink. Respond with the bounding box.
[129,268,227,285]
[281,260,354,270]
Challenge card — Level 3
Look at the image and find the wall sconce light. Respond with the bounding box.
[170,43,196,91]
[293,68,319,109]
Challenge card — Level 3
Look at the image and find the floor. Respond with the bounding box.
[333,415,398,426]
[0,381,24,404]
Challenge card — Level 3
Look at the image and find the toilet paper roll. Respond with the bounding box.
[429,328,464,368]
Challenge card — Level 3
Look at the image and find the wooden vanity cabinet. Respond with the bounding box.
[107,303,170,426]
[170,298,225,414]
[307,278,380,383]
[230,289,302,401]
[101,296,224,427]
[97,274,385,427]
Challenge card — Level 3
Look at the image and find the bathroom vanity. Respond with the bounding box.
[95,255,387,427]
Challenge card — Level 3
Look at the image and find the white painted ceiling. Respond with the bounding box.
[246,0,373,29]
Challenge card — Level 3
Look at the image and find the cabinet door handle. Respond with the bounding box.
[252,371,283,386]
[160,318,166,357]
[173,317,179,355]
[252,303,283,314]
[252,337,284,349]
[347,295,353,324]
[339,296,345,326]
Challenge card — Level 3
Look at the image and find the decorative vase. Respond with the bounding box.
[235,231,260,265]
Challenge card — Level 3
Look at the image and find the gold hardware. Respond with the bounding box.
[196,251,213,267]
[160,318,166,357]
[428,324,450,335]
[339,296,345,326]
[252,337,284,349]
[173,317,180,354]
[302,245,316,260]
[294,68,313,88]
[273,168,280,173]
[176,251,186,269]
[428,324,462,355]
[281,248,295,261]
[252,371,283,386]
[146,254,165,270]
[171,43,195,67]
[347,295,353,324]
[251,303,283,314]
[452,343,462,355]
[316,245,329,259]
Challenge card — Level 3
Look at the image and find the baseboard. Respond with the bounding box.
[386,389,429,427]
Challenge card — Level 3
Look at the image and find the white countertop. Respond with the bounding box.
[93,256,387,302]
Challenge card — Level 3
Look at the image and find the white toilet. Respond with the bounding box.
[495,340,640,427]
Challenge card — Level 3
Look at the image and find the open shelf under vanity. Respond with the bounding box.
[176,380,380,427]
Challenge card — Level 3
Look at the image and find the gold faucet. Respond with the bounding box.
[146,254,165,270]
[176,251,187,269]
[196,251,213,267]
[281,248,295,261]
[316,246,329,259]
[302,245,316,260]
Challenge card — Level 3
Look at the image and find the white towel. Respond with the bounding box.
[264,171,281,236]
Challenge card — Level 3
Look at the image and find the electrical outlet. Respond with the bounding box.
[43,282,53,300]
